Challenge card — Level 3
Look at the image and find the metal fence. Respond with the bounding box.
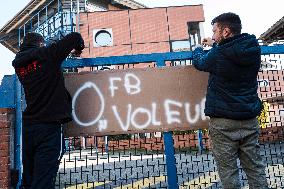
[40,46,284,188]
[54,46,284,189]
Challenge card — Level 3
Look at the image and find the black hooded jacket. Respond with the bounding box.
[192,33,262,120]
[12,32,84,125]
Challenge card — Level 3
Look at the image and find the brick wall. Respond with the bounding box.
[79,133,210,152]
[0,108,14,189]
[80,5,204,58]
[78,5,204,72]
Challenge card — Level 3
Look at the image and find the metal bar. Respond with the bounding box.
[105,136,108,154]
[197,129,203,153]
[95,136,98,153]
[37,13,40,29]
[62,45,284,68]
[58,0,60,13]
[164,132,178,189]
[21,0,55,35]
[62,51,193,68]
[45,6,48,23]
[14,74,22,189]
[30,19,33,32]
[261,45,284,55]
[18,27,21,47]
[76,0,80,32]
[70,10,73,32]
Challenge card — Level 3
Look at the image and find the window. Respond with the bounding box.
[170,40,192,66]
[93,29,113,47]
[171,40,191,52]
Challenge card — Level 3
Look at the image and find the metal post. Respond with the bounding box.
[76,0,80,33]
[70,9,73,32]
[14,74,22,189]
[105,136,108,154]
[156,59,178,189]
[23,24,26,36]
[30,19,33,32]
[37,13,40,30]
[45,6,48,37]
[58,0,60,12]
[84,0,87,11]
[164,132,178,189]
[95,136,98,153]
[18,28,21,47]
[197,129,203,153]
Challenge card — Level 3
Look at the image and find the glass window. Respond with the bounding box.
[93,29,113,47]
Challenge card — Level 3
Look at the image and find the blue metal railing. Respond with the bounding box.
[62,45,284,68]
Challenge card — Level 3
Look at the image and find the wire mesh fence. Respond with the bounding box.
[56,51,284,189]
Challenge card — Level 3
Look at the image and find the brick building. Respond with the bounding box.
[0,0,205,56]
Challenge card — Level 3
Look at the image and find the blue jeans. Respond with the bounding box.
[209,118,268,189]
[21,123,64,189]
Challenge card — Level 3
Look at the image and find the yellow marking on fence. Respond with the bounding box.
[66,181,110,189]
[114,176,166,189]
[179,172,220,189]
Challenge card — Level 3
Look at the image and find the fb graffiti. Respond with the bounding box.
[72,73,207,131]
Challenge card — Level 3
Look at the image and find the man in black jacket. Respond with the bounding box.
[12,32,84,189]
[192,13,268,189]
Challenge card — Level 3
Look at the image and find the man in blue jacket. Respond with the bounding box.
[12,32,84,189]
[192,13,268,189]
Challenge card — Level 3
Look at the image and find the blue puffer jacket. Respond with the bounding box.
[192,33,262,120]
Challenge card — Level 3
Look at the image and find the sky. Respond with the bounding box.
[0,0,283,82]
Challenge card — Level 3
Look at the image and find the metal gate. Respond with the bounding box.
[53,45,284,189]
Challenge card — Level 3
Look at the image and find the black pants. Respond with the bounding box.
[21,123,64,189]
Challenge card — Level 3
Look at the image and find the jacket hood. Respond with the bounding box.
[219,33,261,67]
[12,47,38,67]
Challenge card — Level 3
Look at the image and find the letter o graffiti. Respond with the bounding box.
[72,82,105,127]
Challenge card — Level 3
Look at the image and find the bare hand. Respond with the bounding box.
[70,49,83,57]
[202,38,215,47]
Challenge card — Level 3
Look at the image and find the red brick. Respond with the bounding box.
[0,122,11,129]
[0,147,9,156]
[0,177,9,187]
[0,164,9,172]
[0,142,9,150]
[0,128,9,136]
[0,108,14,114]
[0,156,9,165]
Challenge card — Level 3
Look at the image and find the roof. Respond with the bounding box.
[112,0,146,9]
[259,16,284,43]
[0,0,50,52]
[0,0,146,53]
